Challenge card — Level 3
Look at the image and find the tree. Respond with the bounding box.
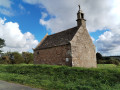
[9,52,24,64]
[0,38,5,53]
[22,52,34,64]
[96,52,102,60]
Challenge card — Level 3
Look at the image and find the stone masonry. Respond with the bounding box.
[71,25,96,67]
[33,5,97,68]
[34,44,72,66]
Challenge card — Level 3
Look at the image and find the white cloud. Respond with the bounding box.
[39,12,48,26]
[23,0,120,55]
[41,12,47,19]
[0,0,13,16]
[0,8,13,16]
[0,18,38,53]
[19,4,25,10]
[0,0,12,8]
[23,0,120,32]
[96,31,120,56]
[91,37,95,42]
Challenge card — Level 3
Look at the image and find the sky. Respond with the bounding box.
[0,0,120,56]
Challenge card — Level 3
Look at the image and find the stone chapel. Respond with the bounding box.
[33,6,97,68]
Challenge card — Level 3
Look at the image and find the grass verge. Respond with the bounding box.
[0,64,120,90]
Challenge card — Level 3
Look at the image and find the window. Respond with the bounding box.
[66,58,69,62]
[81,13,84,19]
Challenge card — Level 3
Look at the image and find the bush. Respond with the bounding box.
[109,60,119,65]
[0,52,34,64]
[0,56,10,64]
[97,60,106,64]
[11,52,24,64]
[97,59,120,65]
[22,52,33,64]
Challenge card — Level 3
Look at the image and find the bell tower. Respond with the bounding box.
[76,5,86,27]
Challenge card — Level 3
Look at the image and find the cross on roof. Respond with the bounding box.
[78,5,80,11]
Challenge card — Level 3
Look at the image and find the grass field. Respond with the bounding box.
[0,64,120,90]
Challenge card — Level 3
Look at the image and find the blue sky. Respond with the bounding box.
[0,0,120,56]
[0,0,51,41]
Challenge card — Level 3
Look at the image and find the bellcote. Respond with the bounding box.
[76,5,86,27]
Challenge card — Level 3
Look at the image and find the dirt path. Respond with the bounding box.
[0,80,41,90]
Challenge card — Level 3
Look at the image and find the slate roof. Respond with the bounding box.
[35,26,78,50]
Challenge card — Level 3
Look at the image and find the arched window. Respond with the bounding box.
[81,13,84,19]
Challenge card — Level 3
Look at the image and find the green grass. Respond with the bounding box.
[98,64,117,68]
[0,64,120,90]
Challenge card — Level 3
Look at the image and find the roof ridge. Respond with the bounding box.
[48,26,78,37]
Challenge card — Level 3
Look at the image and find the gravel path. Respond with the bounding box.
[0,80,41,90]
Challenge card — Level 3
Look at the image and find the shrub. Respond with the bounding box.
[12,52,24,64]
[97,59,120,65]
[22,52,33,64]
[109,60,119,66]
[0,52,34,64]
[0,56,10,64]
